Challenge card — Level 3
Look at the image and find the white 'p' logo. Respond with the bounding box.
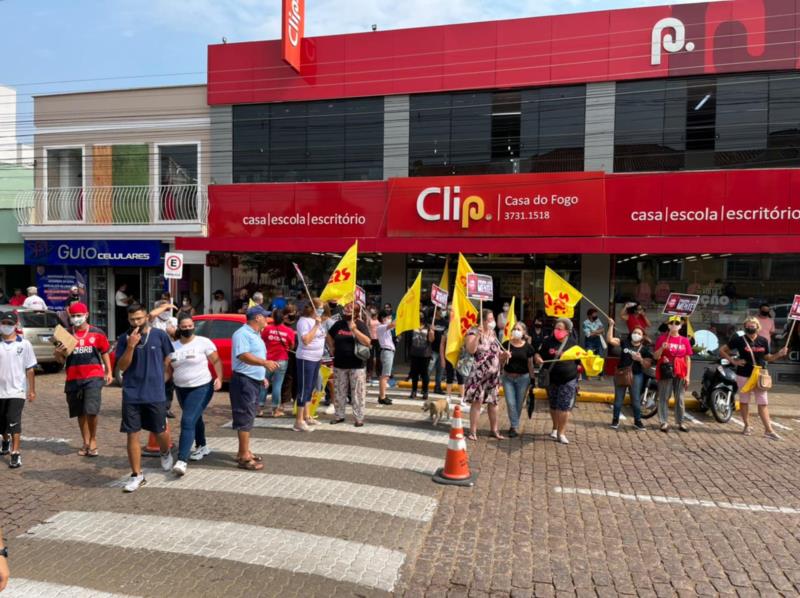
[651,17,695,66]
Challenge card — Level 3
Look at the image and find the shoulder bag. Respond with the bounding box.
[538,338,568,388]
[614,344,639,388]
[742,335,772,390]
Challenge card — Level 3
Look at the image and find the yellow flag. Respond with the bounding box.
[320,241,357,304]
[741,365,761,393]
[544,266,583,318]
[686,318,695,338]
[445,286,478,366]
[454,253,474,296]
[559,345,605,377]
[295,364,332,418]
[395,271,422,335]
[439,258,450,294]
[248,298,256,308]
[502,296,517,343]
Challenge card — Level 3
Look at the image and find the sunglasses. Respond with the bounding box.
[668,322,682,327]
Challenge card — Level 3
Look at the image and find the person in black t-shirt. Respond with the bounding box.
[720,316,787,440]
[534,318,580,445]
[606,319,652,431]
[408,316,435,400]
[500,322,535,438]
[326,302,371,427]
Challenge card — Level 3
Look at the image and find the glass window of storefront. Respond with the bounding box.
[232,98,384,183]
[614,71,800,172]
[409,85,586,177]
[613,253,800,361]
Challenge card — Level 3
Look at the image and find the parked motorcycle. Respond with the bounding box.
[692,358,739,423]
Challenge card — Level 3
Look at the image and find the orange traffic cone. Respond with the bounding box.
[432,405,476,487]
[142,421,173,457]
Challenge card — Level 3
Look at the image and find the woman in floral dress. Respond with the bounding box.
[464,309,504,441]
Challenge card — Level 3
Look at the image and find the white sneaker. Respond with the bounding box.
[293,423,314,432]
[189,445,211,461]
[324,404,335,415]
[123,473,146,493]
[549,430,558,440]
[172,460,187,476]
[160,451,174,472]
[558,434,570,445]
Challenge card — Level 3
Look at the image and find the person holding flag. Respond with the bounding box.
[534,318,580,445]
[464,310,505,441]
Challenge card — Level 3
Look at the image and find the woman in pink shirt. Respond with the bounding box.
[653,315,692,433]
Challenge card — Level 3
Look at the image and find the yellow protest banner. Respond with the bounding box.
[294,364,332,418]
[559,345,605,377]
[320,241,357,304]
[445,286,478,366]
[395,271,422,335]
[454,253,474,295]
[502,296,517,343]
[740,365,761,393]
[439,258,450,294]
[544,266,583,318]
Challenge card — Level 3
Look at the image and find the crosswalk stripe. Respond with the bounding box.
[5,578,136,597]
[730,416,745,427]
[205,437,443,474]
[109,469,438,522]
[233,418,448,445]
[684,413,705,426]
[24,511,406,592]
[364,407,450,422]
[367,395,469,410]
[20,436,71,444]
[771,420,792,431]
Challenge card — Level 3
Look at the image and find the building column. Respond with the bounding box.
[579,254,611,344]
[210,106,233,184]
[584,82,616,173]
[383,96,409,178]
[381,253,407,309]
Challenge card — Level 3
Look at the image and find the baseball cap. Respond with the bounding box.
[67,302,89,315]
[246,305,269,320]
[667,315,682,324]
[0,311,18,324]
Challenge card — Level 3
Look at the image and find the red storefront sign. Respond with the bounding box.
[281,0,304,73]
[209,0,800,106]
[386,173,605,237]
[179,169,800,255]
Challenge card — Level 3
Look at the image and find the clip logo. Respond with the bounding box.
[651,17,695,66]
[416,186,489,229]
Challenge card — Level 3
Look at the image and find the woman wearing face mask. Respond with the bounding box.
[168,315,223,476]
[326,302,371,426]
[368,308,381,381]
[464,310,504,441]
[258,309,296,418]
[294,298,326,432]
[534,318,580,445]
[178,296,195,318]
[408,314,435,400]
[606,319,651,431]
[653,316,693,433]
[500,322,535,438]
[497,302,511,338]
[720,317,788,440]
[529,316,547,354]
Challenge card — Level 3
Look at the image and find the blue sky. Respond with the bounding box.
[0,0,699,140]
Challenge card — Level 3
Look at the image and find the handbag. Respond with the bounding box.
[614,366,633,388]
[539,337,569,388]
[354,341,371,362]
[659,361,674,379]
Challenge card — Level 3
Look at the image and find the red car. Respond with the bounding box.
[112,313,269,384]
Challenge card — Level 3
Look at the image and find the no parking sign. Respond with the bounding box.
[164,252,184,280]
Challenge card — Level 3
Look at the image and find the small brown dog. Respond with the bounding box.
[422,399,450,426]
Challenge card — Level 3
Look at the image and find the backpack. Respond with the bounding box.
[409,329,432,358]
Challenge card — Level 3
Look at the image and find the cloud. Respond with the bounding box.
[130,0,722,42]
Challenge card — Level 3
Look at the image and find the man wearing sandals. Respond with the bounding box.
[230,306,278,471]
[54,302,112,458]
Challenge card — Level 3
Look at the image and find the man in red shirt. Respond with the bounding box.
[7,289,24,307]
[53,303,112,456]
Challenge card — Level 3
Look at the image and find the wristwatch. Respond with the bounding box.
[0,547,7,558]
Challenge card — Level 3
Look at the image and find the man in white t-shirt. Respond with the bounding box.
[149,300,178,418]
[0,311,37,469]
[21,287,46,311]
[209,290,229,314]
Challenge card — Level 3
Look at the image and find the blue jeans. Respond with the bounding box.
[429,352,443,390]
[613,372,643,423]
[259,360,288,408]
[175,382,214,462]
[296,358,321,407]
[502,373,531,430]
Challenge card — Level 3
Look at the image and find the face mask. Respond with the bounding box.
[534,323,542,329]
[182,300,190,306]
[511,329,523,340]
[760,310,770,316]
[554,329,568,341]
[179,328,194,338]
[590,314,598,321]
[0,325,15,336]
[344,314,352,321]
[503,305,509,312]
[315,308,324,317]
[70,315,87,327]
[631,332,643,343]
[159,312,170,321]
[486,320,496,330]
[384,318,392,325]
[745,326,758,335]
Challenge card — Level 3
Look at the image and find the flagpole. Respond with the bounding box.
[583,295,611,322]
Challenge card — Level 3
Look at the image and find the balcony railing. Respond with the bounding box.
[15,185,208,226]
